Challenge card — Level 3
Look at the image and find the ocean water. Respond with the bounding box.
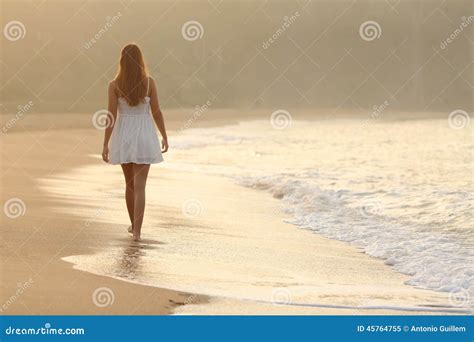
[169,117,473,299]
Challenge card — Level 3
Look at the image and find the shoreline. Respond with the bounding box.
[1,114,468,315]
[0,123,207,315]
[0,108,452,135]
[50,160,460,315]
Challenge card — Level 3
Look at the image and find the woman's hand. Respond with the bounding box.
[102,145,109,162]
[161,137,169,153]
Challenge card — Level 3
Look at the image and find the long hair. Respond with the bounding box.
[115,44,148,106]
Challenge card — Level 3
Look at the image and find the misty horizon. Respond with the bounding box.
[1,0,472,115]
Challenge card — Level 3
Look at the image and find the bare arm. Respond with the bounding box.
[102,81,118,162]
[149,77,168,153]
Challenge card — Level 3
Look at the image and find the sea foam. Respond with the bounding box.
[238,174,474,306]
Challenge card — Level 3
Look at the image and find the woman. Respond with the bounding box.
[102,43,168,242]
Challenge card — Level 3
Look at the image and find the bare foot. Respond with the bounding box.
[127,225,133,235]
[132,232,142,242]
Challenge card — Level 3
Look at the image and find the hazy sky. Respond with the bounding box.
[1,0,472,114]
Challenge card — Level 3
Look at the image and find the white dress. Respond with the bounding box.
[109,78,163,165]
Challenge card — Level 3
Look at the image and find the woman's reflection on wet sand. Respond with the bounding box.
[113,238,163,280]
[114,242,145,280]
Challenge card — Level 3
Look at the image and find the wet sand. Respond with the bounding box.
[0,112,206,314]
[0,110,464,315]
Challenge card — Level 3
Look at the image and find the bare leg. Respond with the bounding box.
[132,163,150,241]
[121,163,135,233]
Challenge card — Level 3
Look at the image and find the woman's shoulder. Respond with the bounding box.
[108,79,120,96]
[147,76,157,90]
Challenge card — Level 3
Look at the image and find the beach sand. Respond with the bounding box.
[0,114,208,314]
[0,111,463,315]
